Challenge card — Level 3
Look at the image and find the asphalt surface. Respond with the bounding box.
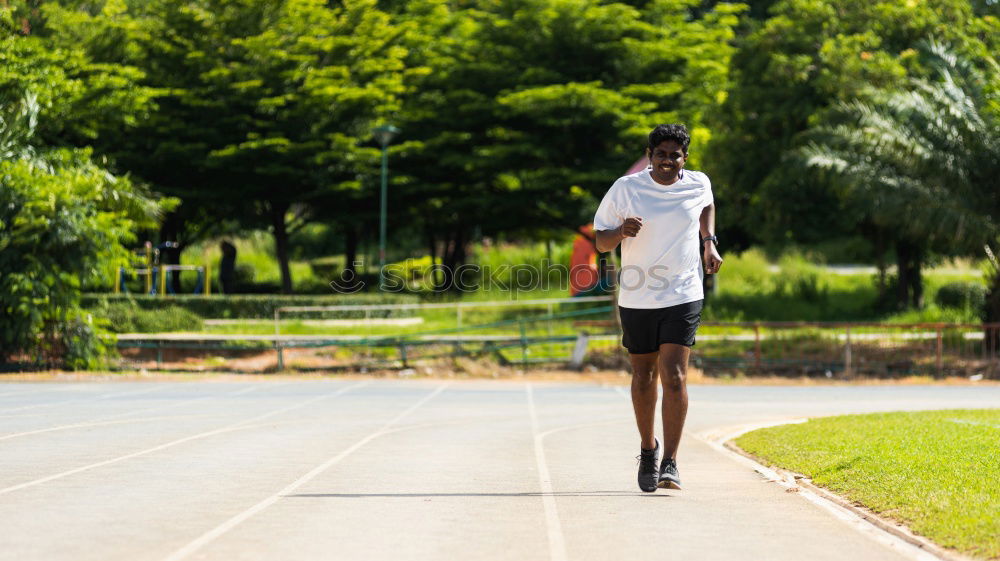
[0,379,997,561]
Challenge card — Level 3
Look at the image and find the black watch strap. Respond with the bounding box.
[701,235,718,246]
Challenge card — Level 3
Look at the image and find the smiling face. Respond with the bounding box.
[647,140,687,185]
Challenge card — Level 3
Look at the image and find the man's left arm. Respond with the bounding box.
[699,204,722,274]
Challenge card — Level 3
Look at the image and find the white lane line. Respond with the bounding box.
[3,414,224,436]
[0,384,264,422]
[161,383,449,561]
[0,381,369,497]
[0,383,281,442]
[526,383,568,561]
[693,419,809,485]
[0,386,80,399]
[693,424,942,561]
[0,383,173,414]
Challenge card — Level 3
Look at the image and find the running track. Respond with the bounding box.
[0,379,996,561]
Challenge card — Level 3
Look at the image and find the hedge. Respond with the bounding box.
[81,293,422,319]
[93,302,204,333]
[934,282,987,316]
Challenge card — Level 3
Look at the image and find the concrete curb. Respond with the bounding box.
[695,420,977,561]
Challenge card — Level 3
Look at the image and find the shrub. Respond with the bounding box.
[714,248,772,295]
[704,249,876,321]
[884,305,981,324]
[94,302,203,333]
[774,253,827,302]
[50,313,115,370]
[308,256,341,281]
[0,141,165,368]
[472,240,575,292]
[234,264,256,288]
[81,293,421,319]
[934,282,987,315]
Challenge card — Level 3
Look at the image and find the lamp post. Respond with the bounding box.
[373,124,399,291]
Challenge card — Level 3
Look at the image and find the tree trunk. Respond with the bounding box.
[910,249,924,309]
[874,229,887,300]
[344,225,358,277]
[219,240,237,294]
[451,228,467,271]
[437,230,456,292]
[896,240,911,310]
[426,226,438,288]
[985,273,1000,362]
[895,241,925,309]
[436,228,467,292]
[159,212,183,294]
[271,201,293,294]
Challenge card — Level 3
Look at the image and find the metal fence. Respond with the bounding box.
[693,322,1000,378]
[114,297,1000,378]
[117,300,618,372]
[273,295,614,331]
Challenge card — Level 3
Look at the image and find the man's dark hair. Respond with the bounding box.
[647,124,691,153]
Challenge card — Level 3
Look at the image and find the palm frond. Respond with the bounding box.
[794,43,1000,249]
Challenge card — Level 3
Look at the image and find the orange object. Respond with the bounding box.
[570,224,599,296]
[625,156,649,175]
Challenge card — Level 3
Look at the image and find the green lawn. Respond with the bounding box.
[736,409,1000,559]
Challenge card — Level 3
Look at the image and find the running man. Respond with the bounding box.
[594,124,722,492]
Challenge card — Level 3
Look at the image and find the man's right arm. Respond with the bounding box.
[595,217,642,252]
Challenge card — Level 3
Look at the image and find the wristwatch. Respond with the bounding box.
[701,235,718,246]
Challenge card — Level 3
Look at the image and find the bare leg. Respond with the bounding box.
[628,352,659,450]
[658,343,690,460]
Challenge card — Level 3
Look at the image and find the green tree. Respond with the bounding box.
[0,6,166,367]
[0,94,165,368]
[707,0,991,256]
[205,0,412,292]
[14,0,213,290]
[41,0,413,293]
[0,2,154,152]
[797,44,1000,308]
[390,0,745,289]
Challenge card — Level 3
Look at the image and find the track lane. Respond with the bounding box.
[0,380,996,561]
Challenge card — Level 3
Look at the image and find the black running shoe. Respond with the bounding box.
[658,457,682,490]
[636,438,660,492]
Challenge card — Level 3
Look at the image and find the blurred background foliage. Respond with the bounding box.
[1,0,999,366]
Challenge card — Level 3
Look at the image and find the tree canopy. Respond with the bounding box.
[707,0,995,249]
[0,11,167,366]
[798,43,1000,307]
[2,0,998,313]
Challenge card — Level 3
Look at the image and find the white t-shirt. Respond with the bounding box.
[594,168,713,309]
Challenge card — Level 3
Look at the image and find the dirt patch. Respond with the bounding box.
[4,364,997,387]
[3,340,993,385]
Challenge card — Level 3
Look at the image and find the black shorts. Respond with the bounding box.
[619,300,704,354]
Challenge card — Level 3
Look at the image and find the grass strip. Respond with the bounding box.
[735,409,1000,559]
